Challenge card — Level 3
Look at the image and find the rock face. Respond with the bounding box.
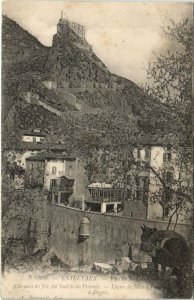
[92,257,139,275]
[2,15,48,65]
[43,19,111,86]
[114,257,139,273]
[2,15,174,152]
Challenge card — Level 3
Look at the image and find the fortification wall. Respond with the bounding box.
[46,204,192,267]
[38,100,61,116]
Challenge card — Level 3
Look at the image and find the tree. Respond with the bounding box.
[144,17,192,143]
[68,17,192,228]
[141,16,192,228]
[1,156,38,274]
[148,145,192,228]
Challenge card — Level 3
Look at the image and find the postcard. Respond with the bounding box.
[1,1,193,298]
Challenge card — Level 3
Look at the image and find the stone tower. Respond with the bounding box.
[57,11,86,40]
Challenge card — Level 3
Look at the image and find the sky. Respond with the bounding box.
[2,1,192,84]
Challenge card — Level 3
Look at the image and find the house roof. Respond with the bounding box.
[5,141,68,151]
[58,176,74,181]
[26,151,76,162]
[22,131,46,137]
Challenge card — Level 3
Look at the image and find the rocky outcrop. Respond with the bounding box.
[93,262,113,274]
[69,258,140,275]
[43,21,111,87]
[2,15,175,151]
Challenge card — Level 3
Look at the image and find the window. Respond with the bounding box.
[166,146,171,151]
[135,176,140,187]
[127,189,132,198]
[163,153,172,163]
[137,148,141,159]
[145,147,150,159]
[165,171,173,183]
[68,165,72,177]
[29,163,33,170]
[162,189,172,218]
[127,175,130,185]
[52,166,57,175]
[50,179,57,189]
[163,146,172,163]
[141,176,148,202]
[134,190,140,200]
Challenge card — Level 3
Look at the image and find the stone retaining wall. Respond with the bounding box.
[46,204,192,267]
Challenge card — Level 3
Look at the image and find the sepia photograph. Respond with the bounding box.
[1,1,193,298]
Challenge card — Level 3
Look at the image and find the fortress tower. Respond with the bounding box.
[57,10,86,40]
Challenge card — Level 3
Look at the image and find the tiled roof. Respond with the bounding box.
[26,151,76,162]
[58,176,75,181]
[22,131,46,137]
[6,141,68,151]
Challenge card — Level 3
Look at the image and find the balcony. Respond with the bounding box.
[88,187,125,203]
[51,185,74,194]
[50,176,74,194]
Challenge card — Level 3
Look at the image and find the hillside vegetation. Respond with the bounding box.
[2,15,175,153]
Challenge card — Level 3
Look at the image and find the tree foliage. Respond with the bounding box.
[144,17,192,142]
[142,17,192,226]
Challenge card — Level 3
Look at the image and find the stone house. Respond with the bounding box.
[19,91,39,104]
[123,142,192,223]
[4,131,70,189]
[25,152,88,203]
[21,129,46,143]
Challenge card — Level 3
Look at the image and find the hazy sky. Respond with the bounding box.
[3,1,192,84]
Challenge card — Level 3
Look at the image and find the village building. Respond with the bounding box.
[50,176,75,205]
[25,152,88,204]
[5,142,68,171]
[21,129,46,143]
[19,91,39,104]
[4,130,71,190]
[123,142,191,223]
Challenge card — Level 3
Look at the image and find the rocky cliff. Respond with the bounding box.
[2,15,173,152]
